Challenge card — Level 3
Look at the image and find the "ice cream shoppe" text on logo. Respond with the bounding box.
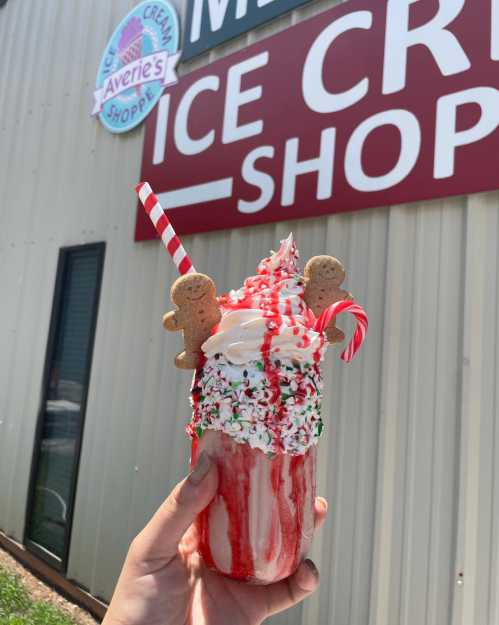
[93,0,180,133]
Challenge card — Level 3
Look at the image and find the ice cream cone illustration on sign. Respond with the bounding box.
[118,17,144,96]
[92,0,180,133]
[118,17,144,65]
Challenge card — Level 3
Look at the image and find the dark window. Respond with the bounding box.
[25,243,105,570]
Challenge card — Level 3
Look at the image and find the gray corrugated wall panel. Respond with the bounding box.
[0,0,58,537]
[0,0,144,538]
[452,192,499,625]
[369,199,465,625]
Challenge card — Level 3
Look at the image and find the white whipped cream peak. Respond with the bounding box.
[257,232,299,275]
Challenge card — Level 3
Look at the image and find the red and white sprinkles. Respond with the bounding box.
[135,181,196,275]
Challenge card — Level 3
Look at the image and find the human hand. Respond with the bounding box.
[103,452,327,625]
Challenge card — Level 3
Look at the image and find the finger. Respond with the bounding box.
[314,496,328,530]
[178,522,201,557]
[264,559,320,616]
[129,452,218,565]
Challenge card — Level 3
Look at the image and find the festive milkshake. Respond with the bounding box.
[136,182,367,586]
[187,235,363,584]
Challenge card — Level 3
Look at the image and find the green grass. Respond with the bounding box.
[0,567,77,625]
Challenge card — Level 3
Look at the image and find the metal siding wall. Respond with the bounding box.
[0,0,148,539]
[452,193,499,625]
[1,1,498,625]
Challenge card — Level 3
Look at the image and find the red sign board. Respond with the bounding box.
[136,0,499,239]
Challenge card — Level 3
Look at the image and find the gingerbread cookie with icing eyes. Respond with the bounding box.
[303,255,352,344]
[163,273,221,369]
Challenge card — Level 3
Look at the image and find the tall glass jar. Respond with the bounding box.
[191,430,317,584]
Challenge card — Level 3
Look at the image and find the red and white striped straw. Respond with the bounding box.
[315,299,368,362]
[135,182,196,275]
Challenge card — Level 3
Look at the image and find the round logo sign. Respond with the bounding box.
[93,0,180,133]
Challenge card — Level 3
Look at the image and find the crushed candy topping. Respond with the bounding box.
[189,355,323,456]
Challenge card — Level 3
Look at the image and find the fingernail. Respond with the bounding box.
[189,451,211,485]
[296,559,319,592]
[317,496,328,512]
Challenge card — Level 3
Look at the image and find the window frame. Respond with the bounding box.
[24,242,106,572]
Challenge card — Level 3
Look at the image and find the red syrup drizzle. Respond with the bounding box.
[312,333,325,364]
[190,355,217,573]
[194,434,257,580]
[297,333,311,350]
[187,353,206,438]
[264,491,280,564]
[260,282,289,447]
[290,455,307,567]
[191,437,216,572]
[219,438,256,579]
[266,452,309,579]
[270,455,296,577]
[218,291,255,310]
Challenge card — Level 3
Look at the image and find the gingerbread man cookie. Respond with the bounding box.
[163,273,221,369]
[303,255,352,344]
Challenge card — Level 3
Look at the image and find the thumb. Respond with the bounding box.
[129,451,218,565]
[262,559,320,617]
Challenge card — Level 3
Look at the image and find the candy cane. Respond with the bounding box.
[135,182,196,275]
[315,300,368,362]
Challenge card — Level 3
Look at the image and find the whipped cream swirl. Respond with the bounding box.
[202,234,326,365]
